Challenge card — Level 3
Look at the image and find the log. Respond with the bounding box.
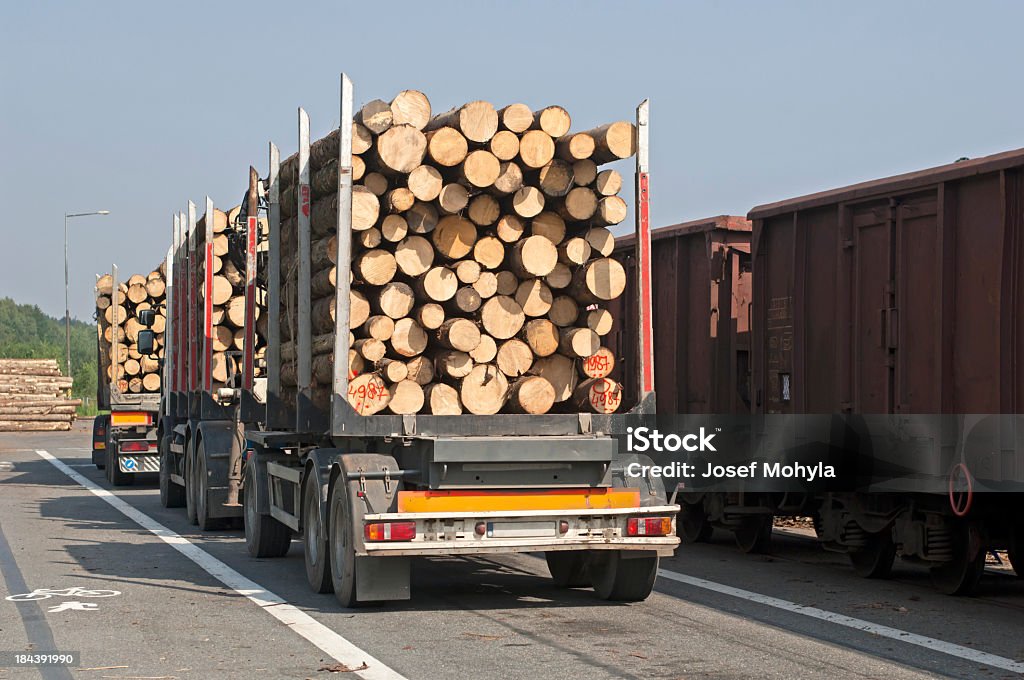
[585,227,615,257]
[438,318,481,352]
[96,294,111,310]
[572,377,623,413]
[532,106,571,138]
[518,130,555,169]
[353,123,373,154]
[495,271,519,296]
[387,379,425,414]
[595,169,622,196]
[378,358,408,383]
[358,227,383,249]
[390,318,428,357]
[492,161,524,196]
[373,125,427,174]
[531,212,566,244]
[423,383,462,415]
[0,405,78,415]
[145,277,166,298]
[558,187,598,221]
[507,376,556,414]
[581,347,616,379]
[473,271,498,299]
[559,327,600,358]
[311,187,380,234]
[0,421,71,432]
[347,373,391,415]
[377,282,415,319]
[459,150,501,188]
[405,201,439,235]
[548,295,579,327]
[472,236,504,270]
[220,259,244,288]
[390,90,431,130]
[467,194,500,227]
[425,127,468,167]
[407,165,443,201]
[433,216,477,260]
[436,350,474,379]
[311,235,338,268]
[496,338,534,377]
[521,319,559,357]
[351,290,371,328]
[495,214,525,243]
[142,373,161,392]
[405,356,434,386]
[515,279,553,317]
[480,295,525,339]
[595,196,628,226]
[413,303,446,330]
[498,103,533,133]
[123,358,141,376]
[573,159,598,186]
[381,214,409,243]
[585,121,637,164]
[459,364,508,415]
[364,315,396,341]
[556,132,595,161]
[537,159,574,197]
[96,274,113,295]
[211,352,236,383]
[455,260,481,284]
[426,101,498,143]
[558,237,592,266]
[363,172,389,196]
[103,325,125,343]
[226,296,249,328]
[213,233,229,257]
[357,99,393,135]
[415,266,458,302]
[437,183,470,215]
[453,286,482,313]
[212,325,234,352]
[0,412,76,422]
[385,187,416,213]
[509,235,558,278]
[489,130,520,161]
[354,338,387,362]
[468,333,497,363]
[105,305,127,325]
[586,308,614,336]
[530,353,577,402]
[394,235,434,276]
[354,249,397,286]
[570,258,627,303]
[511,186,545,218]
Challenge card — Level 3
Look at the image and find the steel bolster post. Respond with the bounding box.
[187,201,197,394]
[634,99,655,408]
[296,108,313,429]
[267,142,282,426]
[243,168,259,391]
[203,197,215,393]
[332,73,355,431]
[111,264,120,399]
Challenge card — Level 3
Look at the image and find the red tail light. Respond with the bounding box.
[119,440,152,453]
[364,521,416,542]
[627,516,673,537]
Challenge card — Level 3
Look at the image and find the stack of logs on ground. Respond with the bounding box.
[0,359,80,431]
[279,92,633,416]
[193,207,268,393]
[96,267,166,394]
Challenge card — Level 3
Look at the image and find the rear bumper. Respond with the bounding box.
[359,504,681,557]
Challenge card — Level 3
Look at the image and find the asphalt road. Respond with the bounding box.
[2,424,1023,679]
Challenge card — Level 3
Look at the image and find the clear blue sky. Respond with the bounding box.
[2,1,1022,321]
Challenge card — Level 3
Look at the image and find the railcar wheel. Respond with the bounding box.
[590,551,659,602]
[848,529,897,579]
[734,515,773,554]
[678,500,713,543]
[546,551,589,588]
[930,522,985,595]
[303,476,333,593]
[243,459,291,558]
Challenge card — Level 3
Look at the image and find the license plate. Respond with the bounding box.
[486,521,556,538]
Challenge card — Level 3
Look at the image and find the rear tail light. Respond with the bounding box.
[119,440,152,453]
[364,521,416,542]
[627,516,673,537]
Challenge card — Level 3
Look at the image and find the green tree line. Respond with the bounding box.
[0,297,99,415]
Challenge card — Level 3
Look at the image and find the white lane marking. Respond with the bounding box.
[658,568,1024,674]
[35,450,406,680]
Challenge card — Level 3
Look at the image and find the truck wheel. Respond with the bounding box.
[734,515,772,554]
[545,551,590,588]
[195,441,223,531]
[328,476,361,607]
[848,529,897,579]
[185,445,198,525]
[678,499,713,543]
[590,551,659,602]
[1009,526,1023,578]
[159,436,185,508]
[303,477,333,593]
[930,521,986,595]
[243,459,291,558]
[107,442,132,487]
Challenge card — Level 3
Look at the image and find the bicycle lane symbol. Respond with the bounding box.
[6,587,121,612]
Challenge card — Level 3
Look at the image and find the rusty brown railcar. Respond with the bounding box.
[747,148,1024,594]
[609,216,752,415]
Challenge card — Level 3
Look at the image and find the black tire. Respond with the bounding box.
[848,528,897,579]
[195,441,223,531]
[328,477,361,607]
[930,522,986,596]
[734,515,772,554]
[243,459,291,558]
[590,551,659,602]
[1009,527,1023,578]
[678,500,714,544]
[185,442,198,525]
[93,448,106,470]
[159,436,185,508]
[107,440,132,487]
[546,551,590,588]
[303,477,334,593]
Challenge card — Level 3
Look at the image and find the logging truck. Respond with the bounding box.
[154,74,677,604]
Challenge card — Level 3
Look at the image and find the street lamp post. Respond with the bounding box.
[65,210,110,377]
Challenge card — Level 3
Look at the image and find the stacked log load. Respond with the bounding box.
[0,359,81,431]
[95,265,166,394]
[278,92,634,416]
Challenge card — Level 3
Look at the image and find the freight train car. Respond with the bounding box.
[745,148,1024,594]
